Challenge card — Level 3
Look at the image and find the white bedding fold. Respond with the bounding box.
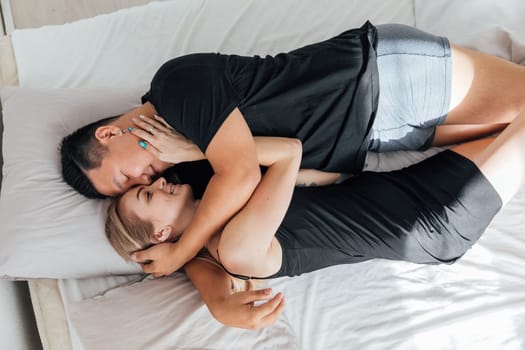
[11,0,415,89]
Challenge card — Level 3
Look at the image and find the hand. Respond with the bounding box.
[131,242,186,277]
[131,114,205,164]
[211,288,285,330]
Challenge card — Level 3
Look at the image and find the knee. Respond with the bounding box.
[518,73,525,113]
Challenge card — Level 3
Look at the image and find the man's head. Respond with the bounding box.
[60,106,171,198]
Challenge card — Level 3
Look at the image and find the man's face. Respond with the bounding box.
[86,132,171,197]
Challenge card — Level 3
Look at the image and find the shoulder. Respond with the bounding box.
[154,53,228,80]
[149,53,233,98]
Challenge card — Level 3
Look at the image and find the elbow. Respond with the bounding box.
[287,138,303,165]
[283,138,302,160]
[214,162,261,196]
[247,166,262,189]
[290,138,303,155]
[233,164,261,194]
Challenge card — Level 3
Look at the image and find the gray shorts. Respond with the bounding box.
[368,24,452,152]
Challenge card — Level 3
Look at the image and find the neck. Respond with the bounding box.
[171,200,201,241]
[117,102,157,127]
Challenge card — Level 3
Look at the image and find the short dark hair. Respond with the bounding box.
[60,115,119,199]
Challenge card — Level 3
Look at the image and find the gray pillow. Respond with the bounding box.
[0,87,143,278]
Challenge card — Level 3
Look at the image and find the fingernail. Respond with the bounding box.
[132,117,138,122]
[128,127,134,132]
[139,114,145,119]
[130,254,137,261]
[264,288,272,294]
[138,140,148,149]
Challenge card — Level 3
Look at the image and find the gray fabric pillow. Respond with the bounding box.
[0,87,143,278]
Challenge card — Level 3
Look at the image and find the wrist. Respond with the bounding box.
[188,144,205,160]
[170,242,195,269]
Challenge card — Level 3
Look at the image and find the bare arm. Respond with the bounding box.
[184,257,284,329]
[296,169,342,187]
[135,108,261,276]
[215,137,302,277]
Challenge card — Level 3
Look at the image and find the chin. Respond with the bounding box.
[182,184,194,198]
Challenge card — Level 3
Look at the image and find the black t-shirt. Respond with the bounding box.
[143,21,379,173]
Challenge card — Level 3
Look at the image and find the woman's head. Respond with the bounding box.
[105,177,196,260]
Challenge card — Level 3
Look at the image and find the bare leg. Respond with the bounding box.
[433,44,525,145]
[451,109,525,205]
[434,123,506,146]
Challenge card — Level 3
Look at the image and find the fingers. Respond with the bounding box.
[254,292,284,316]
[153,114,174,130]
[131,250,146,263]
[138,260,167,277]
[140,261,156,274]
[131,243,179,277]
[136,114,170,133]
[243,291,285,329]
[259,294,285,327]
[238,288,273,304]
[129,128,161,157]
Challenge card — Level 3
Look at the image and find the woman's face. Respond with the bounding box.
[119,177,195,239]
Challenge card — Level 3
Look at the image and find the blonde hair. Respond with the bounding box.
[105,197,261,293]
[105,197,154,261]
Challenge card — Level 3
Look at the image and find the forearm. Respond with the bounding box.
[296,169,342,186]
[218,138,302,277]
[184,258,235,319]
[254,136,341,187]
[254,136,301,166]
[176,169,260,264]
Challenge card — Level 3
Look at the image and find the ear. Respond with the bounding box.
[150,225,173,243]
[95,125,123,144]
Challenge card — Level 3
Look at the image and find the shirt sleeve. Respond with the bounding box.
[145,53,241,153]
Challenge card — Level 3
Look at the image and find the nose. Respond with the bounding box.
[127,165,154,186]
[128,174,151,188]
[151,177,166,190]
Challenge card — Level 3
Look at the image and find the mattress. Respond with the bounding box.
[4,0,525,349]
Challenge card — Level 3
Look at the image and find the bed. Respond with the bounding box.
[1,1,525,349]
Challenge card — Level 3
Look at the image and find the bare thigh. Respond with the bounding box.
[433,123,506,146]
[445,44,525,125]
[451,110,525,206]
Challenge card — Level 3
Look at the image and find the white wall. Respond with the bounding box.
[0,280,42,350]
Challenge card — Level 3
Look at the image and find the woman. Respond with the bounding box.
[63,21,525,278]
[106,100,525,327]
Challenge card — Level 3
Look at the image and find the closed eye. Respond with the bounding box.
[136,187,152,203]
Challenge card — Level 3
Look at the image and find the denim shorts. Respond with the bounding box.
[368,24,452,152]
